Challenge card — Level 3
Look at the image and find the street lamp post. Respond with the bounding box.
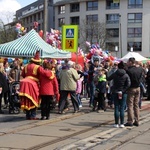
[130,47,133,52]
[119,15,122,58]
[43,0,48,41]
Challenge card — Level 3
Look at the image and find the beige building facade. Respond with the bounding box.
[54,0,150,58]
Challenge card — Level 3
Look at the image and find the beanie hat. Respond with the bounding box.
[31,51,41,63]
[118,61,125,69]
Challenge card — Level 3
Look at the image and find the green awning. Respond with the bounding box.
[0,29,71,58]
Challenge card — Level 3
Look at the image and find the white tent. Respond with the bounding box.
[120,52,148,62]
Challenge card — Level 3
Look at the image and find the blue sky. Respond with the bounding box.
[17,0,37,7]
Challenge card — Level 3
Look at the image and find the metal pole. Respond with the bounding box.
[43,0,48,41]
[119,15,122,58]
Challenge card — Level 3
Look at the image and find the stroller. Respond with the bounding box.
[9,82,20,114]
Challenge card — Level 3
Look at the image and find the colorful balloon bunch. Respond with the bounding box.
[15,23,27,38]
[85,41,115,63]
[46,28,61,49]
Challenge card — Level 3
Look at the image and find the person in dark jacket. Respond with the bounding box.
[107,61,131,128]
[125,57,143,127]
[88,59,100,107]
[0,71,8,114]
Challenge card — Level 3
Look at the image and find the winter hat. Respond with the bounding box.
[31,51,41,63]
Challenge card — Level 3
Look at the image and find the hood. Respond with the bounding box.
[116,69,126,76]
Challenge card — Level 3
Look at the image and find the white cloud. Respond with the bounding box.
[0,0,21,24]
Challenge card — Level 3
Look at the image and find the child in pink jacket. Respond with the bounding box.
[76,77,83,107]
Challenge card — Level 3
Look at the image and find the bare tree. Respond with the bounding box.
[0,12,17,44]
[79,19,108,52]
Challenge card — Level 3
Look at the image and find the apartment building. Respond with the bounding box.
[54,0,150,57]
[16,0,54,32]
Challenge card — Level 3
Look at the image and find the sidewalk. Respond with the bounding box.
[0,99,150,149]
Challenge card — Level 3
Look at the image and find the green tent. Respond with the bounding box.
[0,29,71,58]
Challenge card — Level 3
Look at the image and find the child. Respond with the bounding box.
[12,84,20,103]
[75,64,83,108]
[93,68,107,112]
[76,77,83,107]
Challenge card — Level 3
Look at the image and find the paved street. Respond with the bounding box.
[0,99,150,150]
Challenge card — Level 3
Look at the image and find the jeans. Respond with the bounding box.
[76,93,82,106]
[89,81,95,106]
[113,93,127,124]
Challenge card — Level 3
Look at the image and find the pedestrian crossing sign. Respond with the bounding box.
[62,25,78,52]
[66,29,74,38]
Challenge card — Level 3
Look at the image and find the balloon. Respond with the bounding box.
[21,27,24,31]
[16,23,22,29]
[38,30,43,38]
[8,58,13,63]
[33,21,38,28]
[23,59,28,64]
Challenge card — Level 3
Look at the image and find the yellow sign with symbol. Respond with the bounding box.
[62,25,78,52]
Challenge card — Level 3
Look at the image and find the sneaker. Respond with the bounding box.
[113,124,119,128]
[120,124,125,128]
[97,110,101,113]
[133,122,139,126]
[79,105,82,108]
[124,122,133,127]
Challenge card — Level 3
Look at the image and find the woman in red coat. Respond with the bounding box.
[39,60,59,120]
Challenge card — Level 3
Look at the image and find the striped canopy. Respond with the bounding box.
[0,29,71,58]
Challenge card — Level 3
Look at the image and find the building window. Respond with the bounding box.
[128,28,142,37]
[26,17,29,24]
[106,42,119,51]
[106,14,119,24]
[70,17,79,25]
[30,16,32,23]
[42,11,44,20]
[86,29,98,39]
[38,24,41,31]
[38,13,41,20]
[106,0,120,9]
[128,0,143,8]
[58,5,65,14]
[34,14,36,21]
[58,18,65,27]
[70,3,79,12]
[86,14,98,23]
[87,1,98,11]
[107,29,119,37]
[127,42,142,51]
[128,13,142,23]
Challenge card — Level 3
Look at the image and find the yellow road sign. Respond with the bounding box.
[62,25,78,52]
[66,39,74,49]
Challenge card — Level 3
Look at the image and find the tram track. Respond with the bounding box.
[26,105,150,150]
[1,104,150,150]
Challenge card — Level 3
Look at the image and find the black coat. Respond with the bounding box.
[0,72,8,94]
[107,69,131,93]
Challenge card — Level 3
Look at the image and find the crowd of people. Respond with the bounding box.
[0,52,149,128]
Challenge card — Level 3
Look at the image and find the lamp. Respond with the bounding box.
[115,46,118,57]
[130,47,133,52]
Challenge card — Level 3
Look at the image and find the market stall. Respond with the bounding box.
[120,52,148,62]
[0,29,71,59]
